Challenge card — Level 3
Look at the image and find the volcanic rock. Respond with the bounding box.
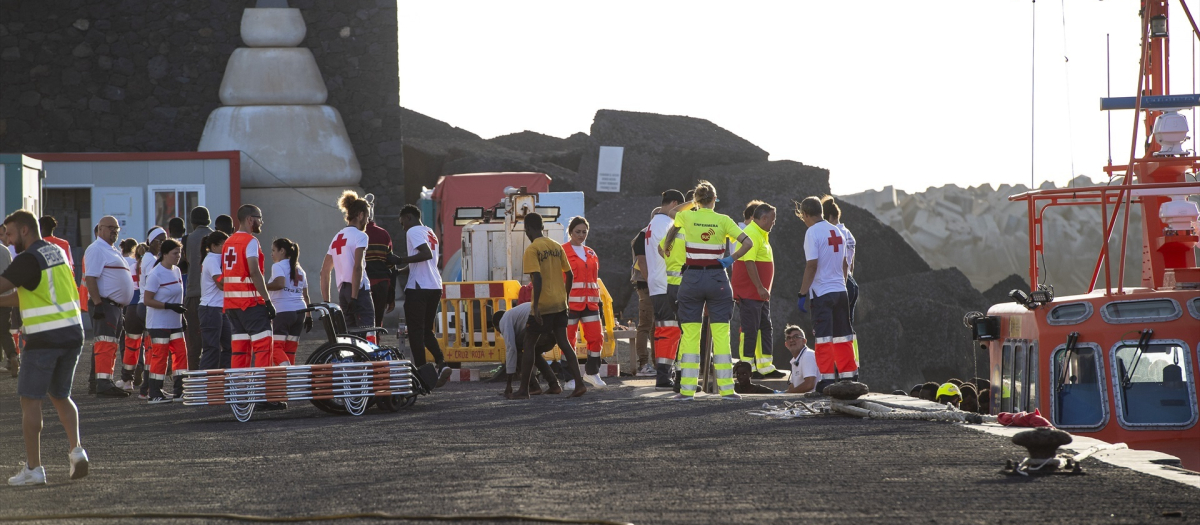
[983,273,1030,306]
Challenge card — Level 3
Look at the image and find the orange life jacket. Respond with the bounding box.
[221,232,265,311]
[562,242,599,311]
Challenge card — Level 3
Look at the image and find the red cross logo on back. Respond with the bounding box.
[224,247,238,270]
[827,230,843,253]
[331,233,348,255]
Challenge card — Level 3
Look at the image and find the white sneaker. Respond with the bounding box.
[584,374,606,387]
[563,380,576,390]
[8,464,46,486]
[721,393,743,400]
[670,393,694,401]
[68,446,89,480]
[636,364,656,377]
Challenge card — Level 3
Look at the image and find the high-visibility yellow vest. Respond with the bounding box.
[18,240,83,345]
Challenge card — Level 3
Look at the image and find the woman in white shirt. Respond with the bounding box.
[142,239,188,404]
[267,238,311,366]
[198,231,233,370]
[320,191,375,343]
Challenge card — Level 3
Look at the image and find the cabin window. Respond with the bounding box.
[1001,344,1013,413]
[1047,302,1093,325]
[1052,343,1107,429]
[1028,343,1039,411]
[1101,299,1182,324]
[1188,297,1200,320]
[1013,344,1027,412]
[1111,341,1197,429]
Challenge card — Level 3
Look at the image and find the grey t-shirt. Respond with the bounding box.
[185,225,213,298]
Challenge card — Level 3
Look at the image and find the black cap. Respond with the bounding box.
[661,189,685,204]
[190,206,211,226]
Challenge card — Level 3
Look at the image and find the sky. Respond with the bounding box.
[397,1,1200,195]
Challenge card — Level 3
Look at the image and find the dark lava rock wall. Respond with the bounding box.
[0,0,407,218]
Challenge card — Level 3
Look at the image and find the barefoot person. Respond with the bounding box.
[510,213,585,399]
[1,210,89,485]
[494,302,561,396]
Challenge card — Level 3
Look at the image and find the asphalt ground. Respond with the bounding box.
[1,336,1199,525]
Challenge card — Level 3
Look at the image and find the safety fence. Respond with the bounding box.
[181,361,413,409]
[434,279,615,364]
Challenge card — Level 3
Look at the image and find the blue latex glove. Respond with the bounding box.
[796,294,808,313]
[717,256,735,269]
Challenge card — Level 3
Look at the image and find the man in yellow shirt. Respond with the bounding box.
[510,213,586,399]
[732,202,782,378]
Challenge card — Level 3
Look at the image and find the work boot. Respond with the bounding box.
[95,379,129,398]
[585,355,601,376]
[133,363,145,387]
[654,363,674,390]
[8,357,18,378]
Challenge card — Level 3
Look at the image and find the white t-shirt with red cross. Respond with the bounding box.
[327,226,370,290]
[644,213,674,296]
[405,225,441,290]
[802,220,847,298]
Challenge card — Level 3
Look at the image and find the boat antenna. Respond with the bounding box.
[1107,33,1113,171]
[1031,0,1037,190]
[1060,0,1077,188]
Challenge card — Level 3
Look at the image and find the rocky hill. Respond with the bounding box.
[398,106,991,390]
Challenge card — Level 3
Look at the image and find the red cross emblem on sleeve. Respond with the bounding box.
[426,231,438,252]
[331,233,347,255]
[827,230,843,252]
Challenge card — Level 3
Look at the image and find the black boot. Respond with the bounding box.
[585,355,601,376]
[655,363,674,390]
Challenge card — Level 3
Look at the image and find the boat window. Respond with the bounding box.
[1101,299,1182,324]
[1001,344,1013,413]
[1188,297,1200,320]
[1112,342,1196,428]
[1047,302,1092,325]
[1028,344,1039,411]
[1013,344,1027,412]
[1052,343,1107,429]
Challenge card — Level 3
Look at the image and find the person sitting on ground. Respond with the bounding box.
[493,304,560,397]
[733,361,775,394]
[959,382,980,413]
[891,390,908,396]
[935,382,962,408]
[947,378,964,387]
[973,378,991,413]
[782,325,818,394]
[909,384,923,398]
[919,382,939,401]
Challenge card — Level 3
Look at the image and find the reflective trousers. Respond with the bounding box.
[91,301,125,381]
[738,298,775,373]
[121,303,145,381]
[272,310,304,366]
[567,306,602,375]
[227,304,273,368]
[811,291,857,384]
[148,327,187,397]
[676,268,735,397]
[650,287,680,366]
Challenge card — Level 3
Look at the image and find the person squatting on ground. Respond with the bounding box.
[395,205,452,387]
[562,216,607,387]
[662,181,753,400]
[142,239,189,403]
[644,189,686,389]
[494,301,561,396]
[629,224,654,377]
[123,228,165,397]
[733,202,782,379]
[322,191,376,344]
[822,196,860,370]
[795,196,856,393]
[84,216,135,397]
[198,231,233,370]
[183,206,214,371]
[510,213,586,399]
[936,382,962,408]
[223,205,277,370]
[266,238,311,366]
[782,325,819,394]
[1,210,89,486]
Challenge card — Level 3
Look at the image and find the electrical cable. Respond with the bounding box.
[239,151,341,211]
[1031,0,1037,191]
[0,511,634,525]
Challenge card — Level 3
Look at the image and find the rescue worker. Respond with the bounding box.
[510,213,586,399]
[83,216,134,397]
[198,231,233,369]
[395,205,452,386]
[644,189,686,389]
[822,196,860,369]
[0,210,89,486]
[321,191,375,344]
[662,181,753,399]
[795,196,855,393]
[266,238,311,366]
[562,216,606,387]
[142,239,188,403]
[124,228,165,398]
[733,202,782,378]
[223,205,276,371]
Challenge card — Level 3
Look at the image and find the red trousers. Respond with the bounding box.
[567,308,602,358]
[148,328,187,380]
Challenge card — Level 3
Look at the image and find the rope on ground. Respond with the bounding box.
[0,511,634,524]
[747,397,998,424]
[747,400,829,419]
